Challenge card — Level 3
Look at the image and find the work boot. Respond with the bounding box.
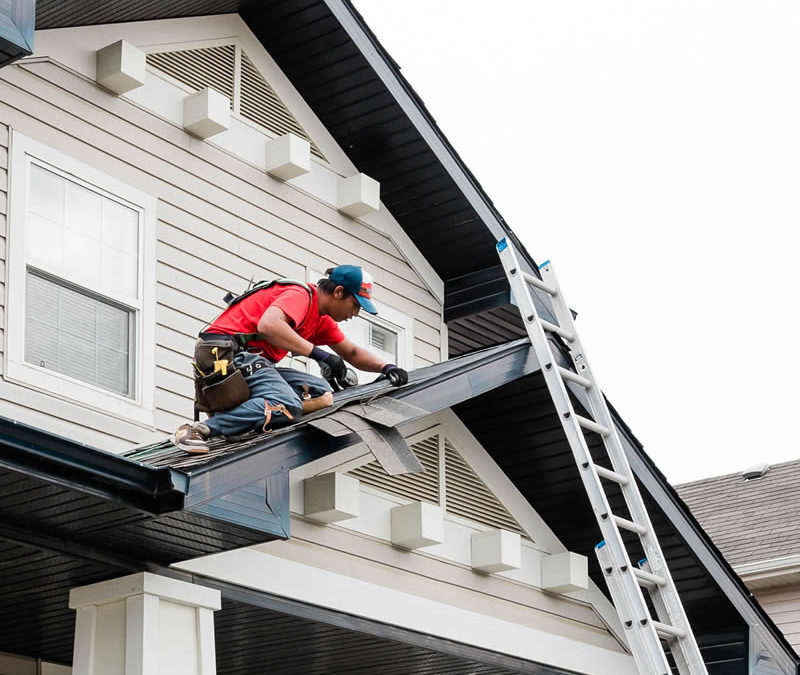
[174,422,211,454]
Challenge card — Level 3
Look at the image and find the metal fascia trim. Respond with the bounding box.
[0,416,187,510]
[324,0,508,244]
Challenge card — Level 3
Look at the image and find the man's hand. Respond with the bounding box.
[310,346,347,381]
[382,364,408,387]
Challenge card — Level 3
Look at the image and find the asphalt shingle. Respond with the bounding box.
[676,460,800,566]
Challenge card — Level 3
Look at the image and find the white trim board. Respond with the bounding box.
[175,548,637,675]
[287,409,626,643]
[28,16,444,304]
[736,554,800,580]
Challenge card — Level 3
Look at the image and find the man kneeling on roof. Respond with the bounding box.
[174,265,409,454]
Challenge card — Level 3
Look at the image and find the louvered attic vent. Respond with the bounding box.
[349,434,526,536]
[350,435,440,505]
[146,44,325,160]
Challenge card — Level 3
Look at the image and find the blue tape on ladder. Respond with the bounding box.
[638,558,648,567]
[496,238,508,252]
[596,540,606,549]
[539,260,551,269]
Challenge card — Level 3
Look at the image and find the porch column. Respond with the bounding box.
[69,572,221,675]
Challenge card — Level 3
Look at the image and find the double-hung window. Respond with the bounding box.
[289,269,414,384]
[6,132,155,424]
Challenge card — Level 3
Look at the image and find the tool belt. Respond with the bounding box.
[193,334,250,414]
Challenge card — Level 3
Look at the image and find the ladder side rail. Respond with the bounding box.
[499,243,672,673]
[538,260,708,674]
[642,561,693,675]
[584,381,708,673]
[597,542,673,675]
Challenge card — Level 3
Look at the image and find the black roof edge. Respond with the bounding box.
[330,0,541,280]
[185,337,536,480]
[0,416,188,513]
[605,399,800,673]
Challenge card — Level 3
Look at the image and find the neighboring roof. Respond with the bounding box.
[676,460,800,567]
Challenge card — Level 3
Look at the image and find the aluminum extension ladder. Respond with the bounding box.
[496,238,707,675]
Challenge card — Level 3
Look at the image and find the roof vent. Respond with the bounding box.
[741,462,770,480]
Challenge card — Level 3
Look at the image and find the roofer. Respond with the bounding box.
[173,265,408,454]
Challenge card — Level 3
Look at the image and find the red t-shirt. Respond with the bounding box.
[207,283,345,362]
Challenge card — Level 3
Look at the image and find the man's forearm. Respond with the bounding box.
[257,315,314,356]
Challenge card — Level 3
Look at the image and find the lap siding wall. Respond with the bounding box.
[0,61,442,452]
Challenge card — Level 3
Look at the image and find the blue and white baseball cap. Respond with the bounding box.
[328,265,378,314]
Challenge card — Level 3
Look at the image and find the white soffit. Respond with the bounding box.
[176,548,639,675]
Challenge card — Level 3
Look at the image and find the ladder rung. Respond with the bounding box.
[575,415,610,437]
[633,567,666,588]
[539,319,575,342]
[652,620,685,641]
[613,515,648,536]
[594,465,629,486]
[557,366,592,388]
[521,269,557,296]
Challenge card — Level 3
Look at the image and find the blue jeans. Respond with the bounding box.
[204,352,332,437]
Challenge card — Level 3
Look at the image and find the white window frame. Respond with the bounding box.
[5,131,156,426]
[295,267,414,380]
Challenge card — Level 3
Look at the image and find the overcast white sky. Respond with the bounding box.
[353,1,800,484]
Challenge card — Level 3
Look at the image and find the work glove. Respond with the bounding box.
[382,364,408,387]
[309,346,348,382]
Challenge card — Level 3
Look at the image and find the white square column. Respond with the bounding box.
[69,572,221,675]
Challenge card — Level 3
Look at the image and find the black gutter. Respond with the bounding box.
[182,339,539,505]
[0,416,188,514]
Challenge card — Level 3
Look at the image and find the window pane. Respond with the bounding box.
[67,181,103,239]
[63,228,102,289]
[102,247,138,299]
[103,199,139,256]
[25,270,133,397]
[26,213,64,270]
[29,164,65,223]
[25,163,139,303]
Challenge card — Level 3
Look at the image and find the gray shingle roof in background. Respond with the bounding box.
[676,459,800,566]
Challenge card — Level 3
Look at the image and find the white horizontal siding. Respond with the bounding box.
[0,125,7,372]
[755,587,800,654]
[0,62,442,446]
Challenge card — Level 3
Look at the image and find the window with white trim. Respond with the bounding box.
[295,268,413,385]
[6,132,156,424]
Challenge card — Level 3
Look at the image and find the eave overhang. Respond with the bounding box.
[0,0,34,68]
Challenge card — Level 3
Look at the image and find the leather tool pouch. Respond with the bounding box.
[193,337,250,413]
